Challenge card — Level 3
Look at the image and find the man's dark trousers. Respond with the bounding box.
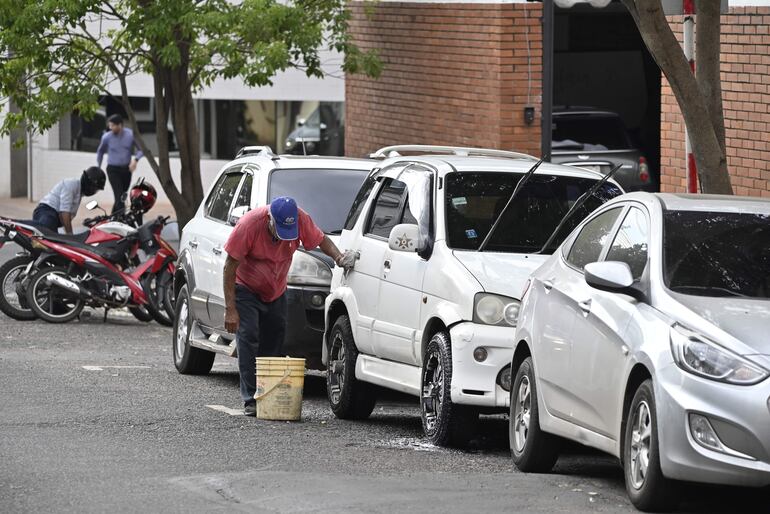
[235,284,287,405]
[106,164,131,214]
[30,203,61,231]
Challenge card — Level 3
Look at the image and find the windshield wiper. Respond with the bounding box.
[670,285,751,298]
[536,163,623,254]
[478,155,548,252]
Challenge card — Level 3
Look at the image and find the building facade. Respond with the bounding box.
[0,53,345,206]
[346,0,770,196]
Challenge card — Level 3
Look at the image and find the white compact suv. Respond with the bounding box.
[323,145,623,446]
[173,146,373,374]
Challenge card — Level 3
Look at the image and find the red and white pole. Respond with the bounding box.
[683,0,697,193]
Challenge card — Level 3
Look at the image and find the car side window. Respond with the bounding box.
[344,174,377,231]
[206,171,244,222]
[606,207,649,279]
[232,173,253,211]
[365,178,408,239]
[566,207,622,270]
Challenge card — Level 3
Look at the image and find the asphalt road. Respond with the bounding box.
[1,245,768,513]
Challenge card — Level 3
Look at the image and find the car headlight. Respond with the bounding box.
[287,251,332,286]
[473,293,520,327]
[669,324,768,385]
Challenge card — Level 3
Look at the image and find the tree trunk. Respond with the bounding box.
[695,0,727,156]
[623,0,732,194]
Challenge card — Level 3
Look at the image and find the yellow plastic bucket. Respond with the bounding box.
[254,357,306,421]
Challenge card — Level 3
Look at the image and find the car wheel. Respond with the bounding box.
[25,266,84,324]
[624,379,676,511]
[173,284,214,375]
[421,331,478,447]
[326,314,377,419]
[509,356,559,472]
[0,255,36,321]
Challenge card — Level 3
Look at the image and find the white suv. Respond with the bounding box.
[323,145,623,446]
[172,147,373,374]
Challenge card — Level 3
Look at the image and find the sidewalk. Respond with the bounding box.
[0,197,180,241]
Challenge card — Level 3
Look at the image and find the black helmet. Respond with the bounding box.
[81,166,106,197]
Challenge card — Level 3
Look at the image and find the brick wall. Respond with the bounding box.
[660,7,770,195]
[345,1,542,158]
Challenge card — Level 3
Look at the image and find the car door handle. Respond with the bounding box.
[578,299,592,316]
[189,240,198,249]
[212,246,223,256]
[542,279,554,292]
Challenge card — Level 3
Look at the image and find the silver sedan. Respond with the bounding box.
[509,192,770,511]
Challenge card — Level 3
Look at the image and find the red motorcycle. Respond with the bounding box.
[22,215,176,324]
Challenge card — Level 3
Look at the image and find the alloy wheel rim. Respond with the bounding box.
[2,264,30,311]
[32,270,80,319]
[513,375,531,452]
[629,400,652,490]
[421,350,443,432]
[327,332,345,405]
[175,298,189,362]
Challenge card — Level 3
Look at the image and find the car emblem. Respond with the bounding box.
[396,234,412,249]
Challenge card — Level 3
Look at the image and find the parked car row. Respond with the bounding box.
[172,144,770,512]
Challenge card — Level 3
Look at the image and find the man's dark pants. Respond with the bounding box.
[106,164,131,214]
[235,284,287,405]
[31,203,61,231]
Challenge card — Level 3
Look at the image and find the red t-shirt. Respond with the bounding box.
[224,206,325,302]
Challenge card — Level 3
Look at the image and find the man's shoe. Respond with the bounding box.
[244,403,256,417]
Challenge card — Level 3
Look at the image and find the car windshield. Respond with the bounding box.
[664,210,770,299]
[269,168,368,234]
[552,115,631,151]
[444,172,622,253]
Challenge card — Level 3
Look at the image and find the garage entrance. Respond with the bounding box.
[552,2,661,190]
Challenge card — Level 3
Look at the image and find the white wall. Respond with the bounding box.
[30,147,228,208]
[0,105,10,198]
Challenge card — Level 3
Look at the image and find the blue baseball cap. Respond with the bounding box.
[269,197,299,240]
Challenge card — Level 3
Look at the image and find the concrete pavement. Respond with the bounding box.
[0,310,768,513]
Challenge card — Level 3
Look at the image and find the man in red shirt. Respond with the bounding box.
[223,196,355,416]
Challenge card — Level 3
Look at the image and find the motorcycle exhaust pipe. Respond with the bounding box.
[46,274,87,297]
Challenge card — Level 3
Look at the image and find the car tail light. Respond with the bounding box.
[638,157,650,183]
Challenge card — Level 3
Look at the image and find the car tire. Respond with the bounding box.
[326,314,377,419]
[509,356,559,472]
[25,266,85,324]
[0,255,36,321]
[421,331,479,448]
[173,284,214,375]
[624,379,677,512]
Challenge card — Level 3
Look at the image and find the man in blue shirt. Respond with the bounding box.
[96,114,144,214]
[31,167,106,234]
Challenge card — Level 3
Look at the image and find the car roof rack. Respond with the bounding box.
[368,145,538,161]
[235,145,279,160]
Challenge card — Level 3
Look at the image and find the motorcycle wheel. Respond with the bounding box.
[142,272,173,327]
[128,305,153,322]
[26,266,85,324]
[0,255,36,321]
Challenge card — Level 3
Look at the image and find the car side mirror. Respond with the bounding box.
[86,200,98,211]
[585,261,636,293]
[388,224,420,253]
[229,205,249,226]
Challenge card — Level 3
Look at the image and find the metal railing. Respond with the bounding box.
[368,145,538,161]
